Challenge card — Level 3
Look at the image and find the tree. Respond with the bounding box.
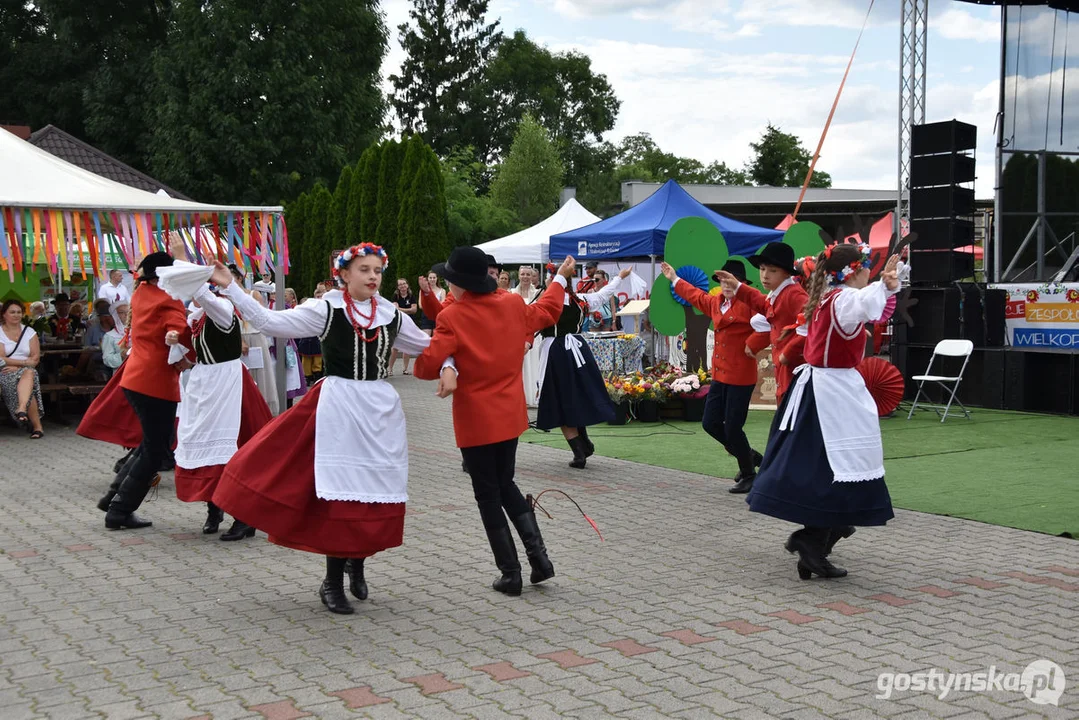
[490,115,564,227]
[374,140,405,271]
[477,31,620,180]
[149,0,387,205]
[390,0,502,157]
[303,184,333,293]
[345,152,368,246]
[328,165,353,252]
[284,192,310,286]
[398,156,451,286]
[441,149,520,246]
[747,124,832,188]
[359,144,383,243]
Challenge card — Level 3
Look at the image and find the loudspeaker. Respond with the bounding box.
[983,289,1007,347]
[959,284,986,347]
[910,186,975,218]
[1004,351,1075,414]
[905,286,961,344]
[911,153,976,187]
[911,119,977,155]
[909,250,976,285]
[909,218,975,250]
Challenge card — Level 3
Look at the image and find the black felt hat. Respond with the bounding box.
[747,242,797,277]
[434,247,498,294]
[715,259,748,284]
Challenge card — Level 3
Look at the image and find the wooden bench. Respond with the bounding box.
[41,383,106,424]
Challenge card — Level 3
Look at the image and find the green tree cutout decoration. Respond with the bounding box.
[650,217,729,373]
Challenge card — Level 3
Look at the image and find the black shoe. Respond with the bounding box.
[105,511,153,530]
[97,491,116,512]
[729,475,755,494]
[203,503,225,534]
[220,520,255,541]
[787,527,847,579]
[319,580,355,614]
[510,510,555,585]
[462,461,469,474]
[568,436,588,470]
[577,427,595,458]
[824,526,856,557]
[344,558,369,601]
[485,525,523,596]
[752,450,764,467]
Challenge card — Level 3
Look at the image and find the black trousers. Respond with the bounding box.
[701,380,755,461]
[119,389,177,509]
[460,438,530,531]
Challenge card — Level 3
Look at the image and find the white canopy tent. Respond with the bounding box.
[476,198,600,264]
[0,127,281,213]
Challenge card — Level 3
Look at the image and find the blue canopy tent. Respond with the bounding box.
[549,179,783,260]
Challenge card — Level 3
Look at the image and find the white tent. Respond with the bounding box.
[476,198,600,264]
[0,127,281,213]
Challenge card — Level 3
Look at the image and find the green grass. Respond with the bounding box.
[522,408,1079,538]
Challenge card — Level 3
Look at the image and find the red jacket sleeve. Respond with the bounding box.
[413,319,459,380]
[420,290,449,320]
[673,278,721,318]
[162,298,193,356]
[524,281,565,334]
[746,331,770,355]
[734,283,767,315]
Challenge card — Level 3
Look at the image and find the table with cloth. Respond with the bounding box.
[584,334,646,376]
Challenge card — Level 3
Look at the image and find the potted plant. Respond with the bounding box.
[634,375,669,423]
[672,373,709,422]
[606,378,631,425]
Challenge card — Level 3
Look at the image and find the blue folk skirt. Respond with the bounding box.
[536,335,615,430]
[747,375,894,527]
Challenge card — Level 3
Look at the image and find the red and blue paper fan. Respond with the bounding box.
[673,266,709,306]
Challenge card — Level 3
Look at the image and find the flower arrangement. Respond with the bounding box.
[671,373,708,399]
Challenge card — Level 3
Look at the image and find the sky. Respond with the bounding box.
[379,0,1004,197]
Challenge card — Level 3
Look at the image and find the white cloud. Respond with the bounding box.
[734,0,882,30]
[551,0,683,18]
[933,7,1000,42]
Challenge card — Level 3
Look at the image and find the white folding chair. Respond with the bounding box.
[906,339,974,422]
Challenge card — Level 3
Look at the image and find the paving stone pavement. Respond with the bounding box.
[1,377,1077,719]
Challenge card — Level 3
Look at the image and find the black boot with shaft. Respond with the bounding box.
[485,526,523,596]
[786,526,847,579]
[344,558,369,600]
[510,510,555,584]
[319,556,354,614]
[104,470,154,530]
[728,451,757,494]
[567,436,589,469]
[577,427,595,457]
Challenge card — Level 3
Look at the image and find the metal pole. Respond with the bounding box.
[994,5,1007,283]
[274,225,287,413]
[1037,151,1046,280]
[649,254,656,364]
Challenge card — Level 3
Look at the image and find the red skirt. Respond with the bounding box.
[212,381,406,557]
[175,369,273,503]
[77,363,141,448]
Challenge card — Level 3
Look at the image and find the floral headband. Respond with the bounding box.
[825,243,871,285]
[332,243,388,287]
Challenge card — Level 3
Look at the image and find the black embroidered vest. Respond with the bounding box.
[320,300,402,381]
[193,315,243,365]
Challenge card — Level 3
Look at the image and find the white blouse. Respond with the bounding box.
[1,326,34,361]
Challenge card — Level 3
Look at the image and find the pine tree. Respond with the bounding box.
[398,154,451,287]
[397,135,426,199]
[390,0,502,156]
[305,184,334,292]
[284,192,309,287]
[345,152,368,246]
[375,139,404,271]
[490,114,564,226]
[328,165,353,250]
[359,144,383,243]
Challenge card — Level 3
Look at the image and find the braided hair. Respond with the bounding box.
[803,244,867,321]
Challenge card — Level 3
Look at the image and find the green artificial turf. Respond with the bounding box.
[522,408,1079,538]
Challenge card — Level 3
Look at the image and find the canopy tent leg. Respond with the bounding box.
[274,254,287,413]
[649,254,656,365]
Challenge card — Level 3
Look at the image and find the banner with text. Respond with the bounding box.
[990,283,1079,351]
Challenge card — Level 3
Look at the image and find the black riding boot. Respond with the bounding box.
[510,510,555,584]
[824,526,856,557]
[485,525,523,596]
[344,557,369,600]
[728,451,757,494]
[203,503,225,534]
[786,526,847,579]
[577,427,595,457]
[100,448,142,511]
[220,519,256,541]
[319,556,354,614]
[104,471,154,530]
[568,436,589,469]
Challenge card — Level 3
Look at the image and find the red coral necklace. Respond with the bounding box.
[343,289,381,343]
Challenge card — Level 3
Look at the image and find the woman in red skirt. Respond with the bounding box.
[208,244,449,614]
[157,265,274,539]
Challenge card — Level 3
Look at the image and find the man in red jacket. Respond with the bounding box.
[104,252,191,530]
[414,246,573,597]
[662,259,763,494]
[720,242,807,404]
